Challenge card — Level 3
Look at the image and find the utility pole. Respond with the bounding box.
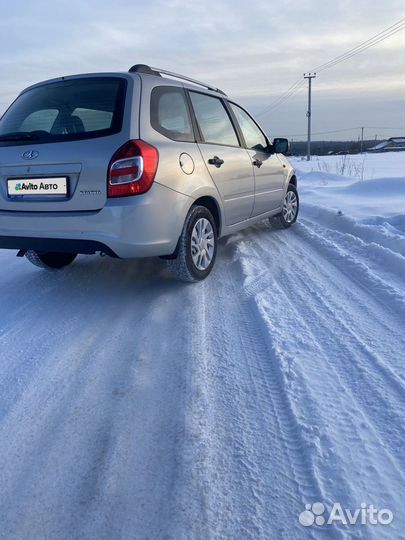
[304,73,316,161]
[360,126,364,154]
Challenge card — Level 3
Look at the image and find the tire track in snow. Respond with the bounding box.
[297,221,405,317]
[232,296,341,540]
[235,221,405,539]
[242,222,404,381]
[255,233,405,470]
[0,256,191,539]
[174,245,341,539]
[273,228,405,394]
[238,239,367,537]
[301,204,405,256]
[173,269,270,539]
[301,216,405,289]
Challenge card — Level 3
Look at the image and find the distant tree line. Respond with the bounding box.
[289,139,382,156]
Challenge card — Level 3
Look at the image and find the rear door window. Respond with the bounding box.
[189,92,239,147]
[0,77,127,145]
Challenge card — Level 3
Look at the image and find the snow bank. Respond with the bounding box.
[293,151,405,180]
[343,176,404,196]
[292,153,405,224]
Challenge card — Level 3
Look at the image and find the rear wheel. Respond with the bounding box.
[167,205,217,282]
[272,184,299,228]
[25,250,77,269]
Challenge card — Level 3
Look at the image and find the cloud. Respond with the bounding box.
[0,0,404,138]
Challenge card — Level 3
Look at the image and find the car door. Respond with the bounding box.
[229,102,287,216]
[188,91,254,226]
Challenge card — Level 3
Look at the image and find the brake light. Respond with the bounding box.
[107,140,159,197]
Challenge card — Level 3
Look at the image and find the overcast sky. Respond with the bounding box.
[0,0,404,140]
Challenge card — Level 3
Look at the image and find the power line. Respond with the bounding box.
[261,81,306,115]
[315,19,405,72]
[281,126,403,137]
[255,78,305,117]
[256,18,405,118]
[311,19,405,73]
[361,126,405,130]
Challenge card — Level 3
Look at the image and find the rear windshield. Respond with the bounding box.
[0,77,127,145]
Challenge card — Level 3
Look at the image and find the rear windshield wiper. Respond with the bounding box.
[0,132,39,142]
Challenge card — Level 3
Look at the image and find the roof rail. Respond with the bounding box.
[128,64,226,95]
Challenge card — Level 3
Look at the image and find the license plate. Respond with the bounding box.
[8,177,67,197]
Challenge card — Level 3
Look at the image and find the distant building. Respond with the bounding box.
[367,137,405,153]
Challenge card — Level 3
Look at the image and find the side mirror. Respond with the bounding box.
[273,137,289,154]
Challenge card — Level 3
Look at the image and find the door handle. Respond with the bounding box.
[253,159,263,168]
[208,156,224,168]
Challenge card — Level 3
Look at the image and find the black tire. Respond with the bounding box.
[25,250,77,269]
[167,205,217,282]
[272,184,299,229]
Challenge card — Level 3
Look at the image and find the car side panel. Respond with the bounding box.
[195,143,254,225]
[138,76,225,232]
[247,151,287,215]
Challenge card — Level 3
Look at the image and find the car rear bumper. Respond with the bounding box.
[0,182,191,258]
[0,236,118,256]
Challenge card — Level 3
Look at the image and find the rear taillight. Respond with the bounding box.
[107,140,159,197]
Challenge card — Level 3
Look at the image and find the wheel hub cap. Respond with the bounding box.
[191,218,215,271]
[282,191,298,223]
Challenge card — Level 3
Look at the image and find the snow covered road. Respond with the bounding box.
[0,153,404,539]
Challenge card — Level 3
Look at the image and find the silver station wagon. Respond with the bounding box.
[0,64,298,281]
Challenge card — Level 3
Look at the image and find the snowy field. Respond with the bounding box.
[0,152,404,540]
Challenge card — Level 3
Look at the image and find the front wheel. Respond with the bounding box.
[25,250,77,269]
[273,184,299,228]
[167,205,217,282]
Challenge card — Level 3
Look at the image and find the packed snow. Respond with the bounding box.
[0,151,403,540]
